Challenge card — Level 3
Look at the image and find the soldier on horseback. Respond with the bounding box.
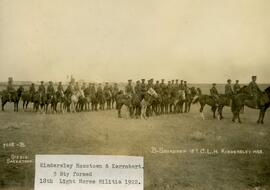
[96,83,103,98]
[233,80,241,94]
[146,79,154,90]
[125,79,134,97]
[38,81,46,94]
[179,80,184,90]
[65,82,73,97]
[140,79,147,97]
[74,82,80,92]
[112,83,119,94]
[57,82,64,92]
[248,76,262,108]
[29,83,36,101]
[47,81,55,96]
[81,82,87,91]
[225,79,233,97]
[6,77,15,102]
[154,80,161,95]
[103,82,110,93]
[134,80,141,95]
[210,83,219,106]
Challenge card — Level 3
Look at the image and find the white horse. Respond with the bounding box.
[70,90,85,113]
[141,87,158,119]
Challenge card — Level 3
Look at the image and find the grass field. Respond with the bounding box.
[0,83,269,190]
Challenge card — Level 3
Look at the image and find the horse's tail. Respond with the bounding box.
[192,95,200,104]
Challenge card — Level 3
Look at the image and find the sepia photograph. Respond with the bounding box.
[0,0,270,189]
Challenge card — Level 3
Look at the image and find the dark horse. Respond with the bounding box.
[231,86,270,124]
[115,92,133,118]
[1,89,22,112]
[192,88,218,120]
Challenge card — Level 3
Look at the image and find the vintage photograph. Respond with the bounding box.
[0,0,270,189]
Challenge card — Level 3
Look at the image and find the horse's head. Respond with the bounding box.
[147,87,158,98]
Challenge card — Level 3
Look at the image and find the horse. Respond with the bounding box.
[33,92,41,112]
[83,88,91,111]
[115,91,133,118]
[161,92,170,114]
[104,90,112,109]
[111,89,119,109]
[216,86,248,120]
[1,89,21,112]
[175,89,186,113]
[192,88,218,120]
[96,92,106,110]
[231,86,270,124]
[39,92,54,114]
[21,91,33,111]
[55,90,65,113]
[140,88,159,119]
[90,91,98,111]
[69,90,84,113]
[151,93,162,116]
[184,87,197,113]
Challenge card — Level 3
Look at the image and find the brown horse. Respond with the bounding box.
[192,88,218,120]
[1,89,21,112]
[231,86,270,124]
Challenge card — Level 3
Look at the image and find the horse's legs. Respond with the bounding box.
[2,100,7,111]
[257,110,262,124]
[212,106,217,119]
[237,111,241,123]
[199,103,205,120]
[261,110,266,124]
[117,103,123,118]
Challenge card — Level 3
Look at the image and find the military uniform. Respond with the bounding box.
[183,81,190,94]
[112,84,119,94]
[167,82,172,96]
[134,81,141,95]
[103,83,110,93]
[38,82,46,94]
[90,84,96,94]
[160,80,166,96]
[81,83,86,91]
[74,83,80,92]
[248,76,262,107]
[154,81,161,94]
[179,81,184,90]
[125,80,134,96]
[29,84,36,95]
[140,79,147,95]
[47,83,55,95]
[97,84,103,95]
[57,83,64,92]
[225,84,233,96]
[248,81,261,96]
[233,82,241,94]
[210,84,219,105]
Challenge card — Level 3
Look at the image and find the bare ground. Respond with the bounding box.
[0,103,269,190]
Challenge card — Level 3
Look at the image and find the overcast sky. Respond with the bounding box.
[0,0,270,83]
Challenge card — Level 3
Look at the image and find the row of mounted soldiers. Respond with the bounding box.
[1,76,264,114]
